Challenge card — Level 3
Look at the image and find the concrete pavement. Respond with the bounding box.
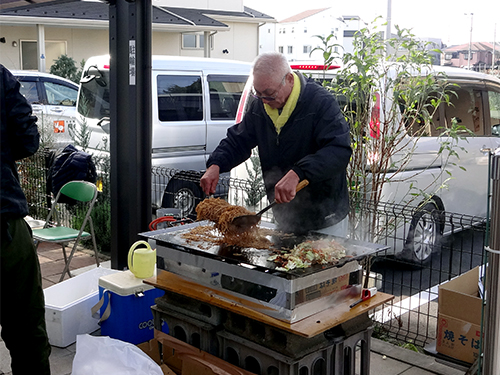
[0,242,470,375]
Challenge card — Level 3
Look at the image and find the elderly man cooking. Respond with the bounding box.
[200,52,351,236]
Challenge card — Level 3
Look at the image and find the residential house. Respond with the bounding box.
[0,0,274,72]
[442,42,500,70]
[274,8,362,66]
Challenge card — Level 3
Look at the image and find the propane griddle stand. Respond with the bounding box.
[145,270,394,375]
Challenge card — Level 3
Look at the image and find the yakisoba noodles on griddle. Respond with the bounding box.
[181,197,271,249]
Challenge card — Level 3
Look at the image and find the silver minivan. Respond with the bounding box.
[76,55,251,215]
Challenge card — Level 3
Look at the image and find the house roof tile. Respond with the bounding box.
[279,8,329,23]
[444,42,499,52]
[0,0,274,28]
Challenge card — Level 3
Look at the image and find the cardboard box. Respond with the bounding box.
[436,266,482,364]
[138,330,255,375]
[44,267,119,347]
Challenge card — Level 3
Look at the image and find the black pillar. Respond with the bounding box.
[109,0,152,269]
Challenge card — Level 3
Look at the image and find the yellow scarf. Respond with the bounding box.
[264,72,300,134]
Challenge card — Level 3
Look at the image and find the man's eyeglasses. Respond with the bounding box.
[251,74,287,101]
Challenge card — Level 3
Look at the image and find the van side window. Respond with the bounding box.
[157,75,203,122]
[489,90,500,136]
[19,81,40,104]
[44,81,78,106]
[444,88,484,136]
[78,77,110,119]
[207,75,247,120]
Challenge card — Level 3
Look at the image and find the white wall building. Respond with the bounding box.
[258,22,276,55]
[272,8,367,66]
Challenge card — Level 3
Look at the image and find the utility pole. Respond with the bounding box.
[386,0,392,55]
[465,13,474,70]
[493,24,497,70]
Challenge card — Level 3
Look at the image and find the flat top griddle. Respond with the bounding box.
[141,221,388,278]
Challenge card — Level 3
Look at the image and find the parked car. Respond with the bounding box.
[12,70,79,149]
[75,55,251,216]
[234,65,500,264]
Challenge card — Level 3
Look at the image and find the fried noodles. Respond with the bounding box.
[180,197,271,249]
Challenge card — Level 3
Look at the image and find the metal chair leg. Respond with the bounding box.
[59,242,76,283]
[60,243,72,279]
[88,217,100,267]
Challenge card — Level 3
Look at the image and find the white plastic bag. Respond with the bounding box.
[72,334,164,375]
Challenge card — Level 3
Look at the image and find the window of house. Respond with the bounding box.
[445,53,453,60]
[278,46,284,53]
[304,27,307,33]
[182,34,197,48]
[20,40,66,71]
[291,27,294,33]
[303,45,311,54]
[288,46,293,54]
[181,33,211,50]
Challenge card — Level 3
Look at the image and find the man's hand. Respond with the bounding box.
[200,165,220,196]
[274,170,300,204]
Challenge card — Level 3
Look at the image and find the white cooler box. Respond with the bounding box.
[44,267,119,347]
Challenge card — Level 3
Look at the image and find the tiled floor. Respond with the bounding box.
[37,241,105,288]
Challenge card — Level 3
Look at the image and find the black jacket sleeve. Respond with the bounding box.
[206,105,259,173]
[1,65,40,162]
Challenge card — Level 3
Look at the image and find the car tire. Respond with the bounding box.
[400,200,444,265]
[162,176,203,218]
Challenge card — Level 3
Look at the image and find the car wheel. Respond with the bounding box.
[162,178,202,218]
[401,201,443,265]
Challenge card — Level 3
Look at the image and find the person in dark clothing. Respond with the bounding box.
[0,64,51,374]
[200,52,352,235]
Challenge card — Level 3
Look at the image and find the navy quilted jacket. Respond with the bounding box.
[0,64,40,219]
[207,73,352,234]
[48,144,97,204]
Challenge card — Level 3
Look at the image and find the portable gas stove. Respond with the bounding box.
[141,221,388,323]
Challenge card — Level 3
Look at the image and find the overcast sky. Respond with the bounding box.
[244,0,499,46]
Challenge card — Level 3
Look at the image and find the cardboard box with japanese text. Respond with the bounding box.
[436,266,482,364]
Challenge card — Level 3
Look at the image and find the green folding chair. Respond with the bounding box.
[33,180,100,282]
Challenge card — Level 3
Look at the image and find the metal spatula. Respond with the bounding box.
[229,179,309,232]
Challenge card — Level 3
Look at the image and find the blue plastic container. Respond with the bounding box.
[97,270,167,344]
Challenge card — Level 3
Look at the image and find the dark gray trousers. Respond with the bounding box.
[1,217,51,374]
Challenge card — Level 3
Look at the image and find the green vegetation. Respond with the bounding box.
[312,20,467,242]
[50,54,85,84]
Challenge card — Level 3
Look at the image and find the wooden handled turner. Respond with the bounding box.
[230,179,309,232]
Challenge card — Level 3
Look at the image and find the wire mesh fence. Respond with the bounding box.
[19,149,487,349]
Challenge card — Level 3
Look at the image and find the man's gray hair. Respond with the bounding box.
[252,52,291,79]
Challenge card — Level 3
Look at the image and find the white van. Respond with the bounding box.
[234,65,500,263]
[75,55,251,215]
[13,70,79,149]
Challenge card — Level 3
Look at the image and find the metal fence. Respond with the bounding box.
[19,149,487,350]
